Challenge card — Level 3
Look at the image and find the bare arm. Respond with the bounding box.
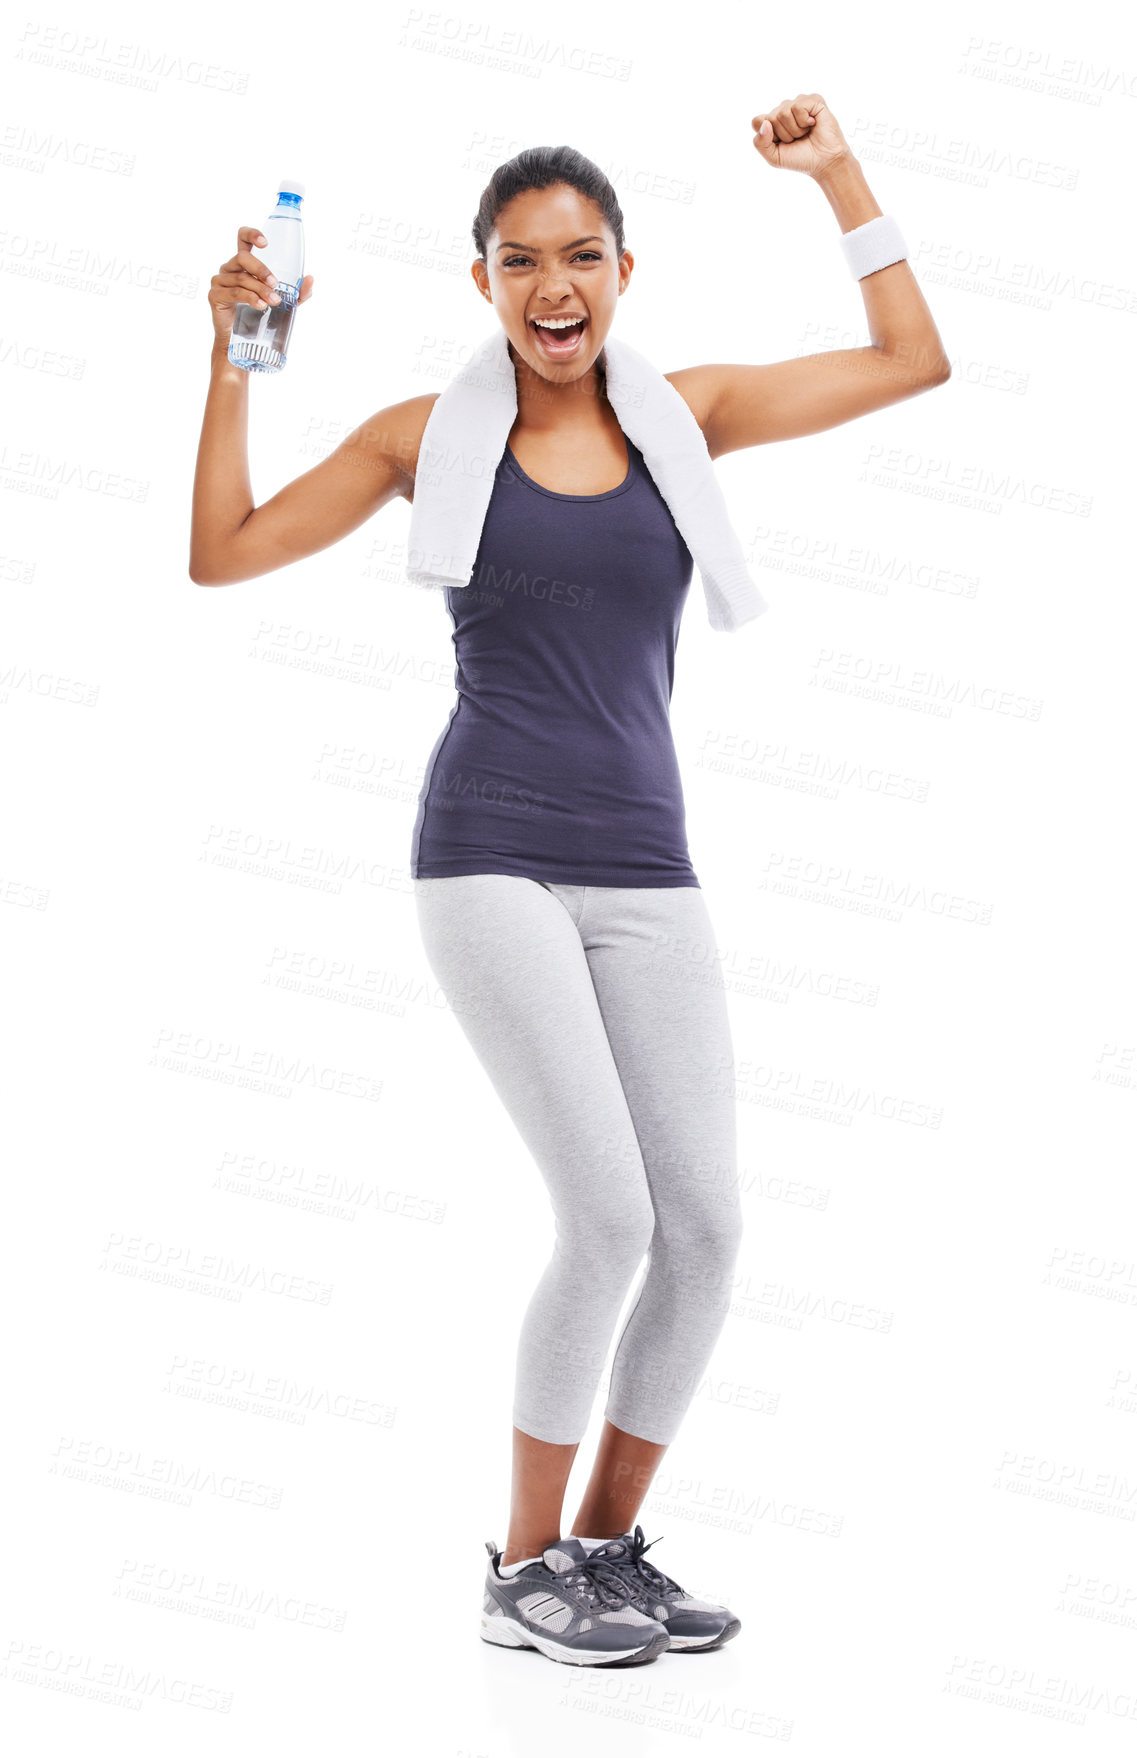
[190,349,434,585]
[189,221,436,585]
[666,97,951,459]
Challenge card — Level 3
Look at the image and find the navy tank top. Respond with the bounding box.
[410,433,700,888]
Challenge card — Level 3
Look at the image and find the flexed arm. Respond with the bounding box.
[189,223,433,586]
[666,95,951,458]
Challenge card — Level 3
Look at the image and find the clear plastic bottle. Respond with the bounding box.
[228,178,306,373]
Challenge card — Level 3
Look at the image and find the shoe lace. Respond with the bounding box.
[621,1524,683,1601]
[559,1550,645,1612]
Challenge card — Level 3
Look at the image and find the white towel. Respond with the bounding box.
[405,326,769,633]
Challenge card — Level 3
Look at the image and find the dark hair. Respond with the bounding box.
[472,145,626,262]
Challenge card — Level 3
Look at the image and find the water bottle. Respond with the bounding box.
[228,178,306,373]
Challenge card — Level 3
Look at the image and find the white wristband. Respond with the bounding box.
[840,213,908,279]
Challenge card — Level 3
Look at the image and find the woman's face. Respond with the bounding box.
[474,182,631,385]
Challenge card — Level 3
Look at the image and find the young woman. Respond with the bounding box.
[191,96,950,1668]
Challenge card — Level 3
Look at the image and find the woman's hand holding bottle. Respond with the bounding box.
[209,226,313,349]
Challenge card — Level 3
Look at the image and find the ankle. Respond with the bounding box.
[501,1538,557,1567]
[571,1519,628,1542]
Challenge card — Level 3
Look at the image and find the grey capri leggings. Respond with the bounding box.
[413,874,743,1446]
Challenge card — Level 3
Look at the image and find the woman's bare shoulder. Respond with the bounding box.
[662,368,715,436]
[353,391,440,504]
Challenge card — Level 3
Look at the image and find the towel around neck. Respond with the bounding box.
[405,326,770,634]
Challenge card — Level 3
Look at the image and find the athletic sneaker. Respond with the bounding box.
[581,1525,742,1651]
[481,1536,669,1666]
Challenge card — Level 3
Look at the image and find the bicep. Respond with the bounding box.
[667,352,947,460]
[203,394,435,586]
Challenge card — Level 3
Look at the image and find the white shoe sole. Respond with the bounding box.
[665,1617,742,1651]
[480,1610,665,1666]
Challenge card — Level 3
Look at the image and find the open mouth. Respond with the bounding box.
[530,318,588,359]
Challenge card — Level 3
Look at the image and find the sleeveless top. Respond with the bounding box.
[409,434,700,888]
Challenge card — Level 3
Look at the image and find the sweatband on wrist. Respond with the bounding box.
[839,213,908,279]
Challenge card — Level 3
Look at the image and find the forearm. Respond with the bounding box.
[189,343,255,581]
[814,156,949,381]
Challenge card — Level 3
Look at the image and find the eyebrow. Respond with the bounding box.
[495,235,605,252]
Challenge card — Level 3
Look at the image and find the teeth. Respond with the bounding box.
[534,317,585,330]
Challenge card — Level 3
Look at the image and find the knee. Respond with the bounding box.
[560,1193,656,1280]
[699,1198,744,1268]
[666,1191,744,1283]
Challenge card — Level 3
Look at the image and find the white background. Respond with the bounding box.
[3,0,1135,1751]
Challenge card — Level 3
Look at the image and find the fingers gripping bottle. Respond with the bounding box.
[228,177,306,373]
